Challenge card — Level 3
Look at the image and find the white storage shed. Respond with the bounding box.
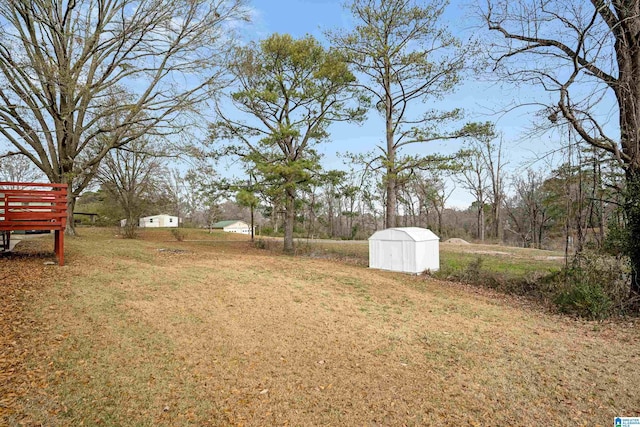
[368,227,440,274]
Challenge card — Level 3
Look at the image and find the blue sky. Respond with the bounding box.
[248,0,347,40]
[224,0,577,208]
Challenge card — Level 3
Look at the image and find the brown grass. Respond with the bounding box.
[2,228,639,426]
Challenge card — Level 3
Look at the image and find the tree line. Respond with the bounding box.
[66,139,621,262]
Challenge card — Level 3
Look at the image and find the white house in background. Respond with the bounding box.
[120,214,180,228]
[211,220,253,235]
[368,227,440,274]
[139,214,179,228]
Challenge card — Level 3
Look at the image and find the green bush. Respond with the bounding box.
[551,252,630,319]
[434,256,548,298]
[433,250,631,319]
[554,282,612,320]
[253,238,268,250]
[170,228,185,242]
[461,256,484,283]
[603,219,629,256]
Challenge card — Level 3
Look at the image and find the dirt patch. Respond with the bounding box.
[540,255,566,261]
[157,248,189,254]
[443,238,471,245]
[471,250,510,256]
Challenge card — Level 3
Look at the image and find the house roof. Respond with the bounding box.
[212,220,246,228]
[141,214,177,219]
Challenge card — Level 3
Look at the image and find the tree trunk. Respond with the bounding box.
[492,199,502,242]
[595,156,605,246]
[250,202,255,242]
[309,192,317,239]
[65,195,78,236]
[538,212,546,250]
[384,61,396,229]
[328,195,335,238]
[478,205,485,242]
[272,202,279,234]
[385,174,396,229]
[625,170,640,295]
[283,188,295,254]
[124,214,137,239]
[615,12,640,294]
[531,206,538,249]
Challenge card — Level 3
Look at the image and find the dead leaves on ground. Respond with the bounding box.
[0,241,57,424]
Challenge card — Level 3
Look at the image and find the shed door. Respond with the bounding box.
[382,240,403,271]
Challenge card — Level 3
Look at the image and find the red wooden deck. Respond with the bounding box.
[0,182,68,265]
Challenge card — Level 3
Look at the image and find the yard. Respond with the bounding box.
[1,228,638,426]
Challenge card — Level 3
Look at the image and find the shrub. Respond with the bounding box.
[461,256,484,283]
[260,227,279,237]
[449,257,551,298]
[551,252,630,319]
[603,220,629,256]
[433,250,632,319]
[122,224,138,239]
[254,238,267,249]
[554,281,612,320]
[171,228,185,242]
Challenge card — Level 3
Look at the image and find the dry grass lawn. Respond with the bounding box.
[2,228,639,426]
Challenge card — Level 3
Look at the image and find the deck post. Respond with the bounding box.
[54,229,65,266]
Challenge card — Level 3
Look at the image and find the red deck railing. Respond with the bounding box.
[0,182,68,265]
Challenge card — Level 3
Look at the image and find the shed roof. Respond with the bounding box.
[369,227,439,242]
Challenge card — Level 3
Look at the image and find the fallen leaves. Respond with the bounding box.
[0,240,57,424]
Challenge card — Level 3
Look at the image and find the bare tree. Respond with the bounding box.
[321,170,347,238]
[399,170,451,233]
[97,139,166,238]
[459,148,490,241]
[185,162,225,228]
[0,154,44,183]
[460,133,506,241]
[404,173,430,228]
[483,0,640,293]
[163,169,189,223]
[0,0,246,234]
[482,136,506,241]
[428,176,455,237]
[505,169,553,249]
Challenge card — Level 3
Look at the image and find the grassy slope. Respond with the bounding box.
[4,228,639,426]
